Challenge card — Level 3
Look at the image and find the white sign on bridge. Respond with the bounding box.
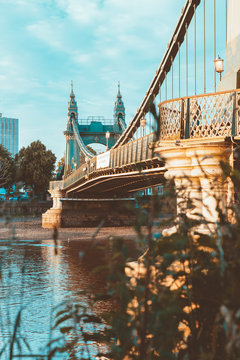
[96,151,110,169]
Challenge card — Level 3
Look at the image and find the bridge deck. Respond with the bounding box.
[51,132,165,196]
[52,89,240,197]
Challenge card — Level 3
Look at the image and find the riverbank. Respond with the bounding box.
[0,216,136,241]
[0,200,52,217]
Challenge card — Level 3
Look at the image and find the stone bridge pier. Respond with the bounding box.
[42,180,136,228]
[156,138,234,225]
[42,181,64,228]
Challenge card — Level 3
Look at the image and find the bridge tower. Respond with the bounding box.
[64,82,79,176]
[114,82,126,130]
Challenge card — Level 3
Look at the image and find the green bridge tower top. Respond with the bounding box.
[114,81,126,128]
[63,82,127,175]
[67,81,78,124]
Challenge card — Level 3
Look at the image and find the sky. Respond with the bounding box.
[0,0,227,161]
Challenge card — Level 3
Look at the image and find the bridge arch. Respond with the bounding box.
[63,84,127,176]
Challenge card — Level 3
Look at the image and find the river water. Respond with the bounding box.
[0,218,137,359]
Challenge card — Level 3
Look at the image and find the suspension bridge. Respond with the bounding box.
[42,0,240,228]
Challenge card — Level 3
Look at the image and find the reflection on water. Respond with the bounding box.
[0,235,112,359]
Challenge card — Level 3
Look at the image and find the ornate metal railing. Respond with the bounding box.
[78,116,115,125]
[62,133,156,190]
[159,89,240,140]
[53,89,240,192]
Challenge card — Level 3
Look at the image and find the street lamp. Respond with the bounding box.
[105,131,110,150]
[214,55,224,81]
[71,157,77,171]
[140,118,146,137]
[85,157,90,174]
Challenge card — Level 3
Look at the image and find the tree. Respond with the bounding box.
[15,140,56,199]
[0,144,15,190]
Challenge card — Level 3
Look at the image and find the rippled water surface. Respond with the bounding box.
[0,220,135,359]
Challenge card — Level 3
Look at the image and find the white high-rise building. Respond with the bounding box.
[0,114,19,156]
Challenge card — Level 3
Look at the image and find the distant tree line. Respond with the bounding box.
[0,140,56,200]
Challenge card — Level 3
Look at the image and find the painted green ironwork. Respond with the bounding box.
[64,83,127,176]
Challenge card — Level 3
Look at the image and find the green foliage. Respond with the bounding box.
[36,166,240,360]
[15,140,56,198]
[0,144,15,189]
[47,299,108,360]
[100,171,240,360]
[3,154,240,360]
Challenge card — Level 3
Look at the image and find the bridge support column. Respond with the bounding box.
[42,177,136,228]
[42,181,65,228]
[156,139,233,227]
[173,176,202,220]
[42,197,135,228]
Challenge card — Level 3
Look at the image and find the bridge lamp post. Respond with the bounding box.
[72,157,77,172]
[214,55,224,82]
[105,131,110,150]
[140,118,146,137]
[85,157,90,174]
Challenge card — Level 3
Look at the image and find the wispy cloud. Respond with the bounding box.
[73,51,93,64]
[0,0,184,160]
[56,0,100,25]
[27,19,65,50]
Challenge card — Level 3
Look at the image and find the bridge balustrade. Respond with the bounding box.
[78,117,115,125]
[54,89,240,193]
[62,133,155,191]
[49,180,64,191]
[159,89,240,140]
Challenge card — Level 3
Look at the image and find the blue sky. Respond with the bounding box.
[0,0,226,161]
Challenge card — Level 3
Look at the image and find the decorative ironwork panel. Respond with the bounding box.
[122,145,126,166]
[109,151,114,168]
[124,143,128,165]
[160,99,182,140]
[114,148,117,167]
[189,92,234,138]
[120,146,124,166]
[119,147,122,167]
[146,136,150,159]
[63,165,86,189]
[142,137,148,161]
[147,132,154,159]
[114,148,118,168]
[117,148,121,167]
[132,141,137,164]
[120,145,124,166]
[128,141,133,164]
[112,148,116,168]
[148,133,155,158]
[159,90,240,141]
[137,139,142,162]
